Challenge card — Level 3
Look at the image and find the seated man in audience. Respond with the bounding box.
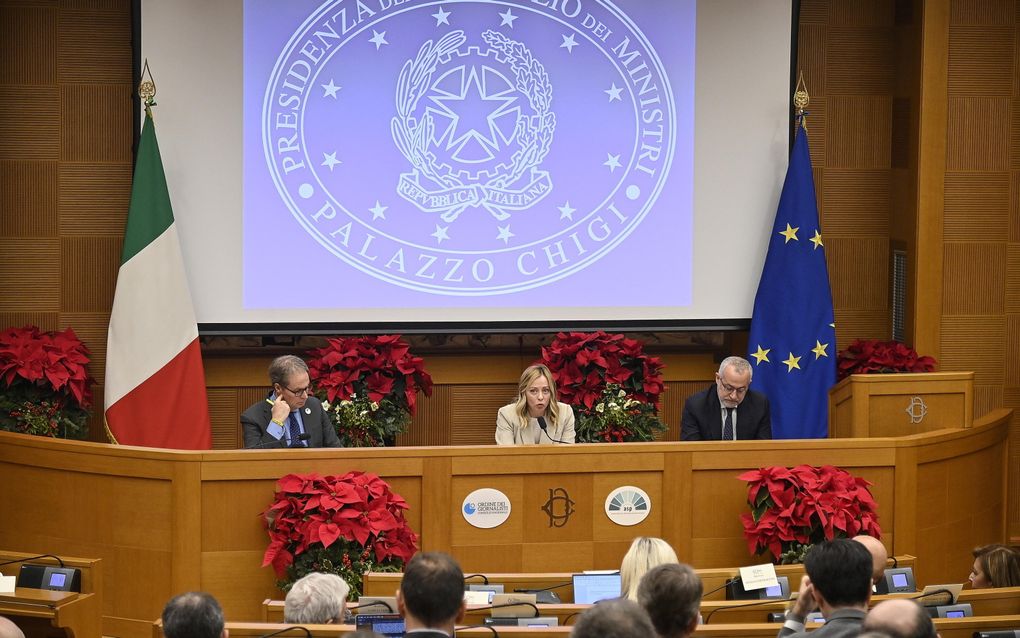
[636,563,702,638]
[241,355,343,449]
[779,538,872,638]
[0,616,25,638]
[862,599,936,638]
[397,552,465,638]
[572,598,656,638]
[162,591,228,638]
[852,534,889,586]
[284,572,350,624]
[681,356,771,440]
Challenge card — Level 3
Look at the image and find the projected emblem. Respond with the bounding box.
[261,1,676,296]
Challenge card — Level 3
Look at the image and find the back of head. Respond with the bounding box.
[284,572,350,624]
[162,592,225,638]
[852,534,889,584]
[0,616,25,638]
[804,539,872,607]
[571,598,655,638]
[399,552,464,628]
[620,536,679,600]
[637,563,702,638]
[973,544,1020,588]
[863,599,936,638]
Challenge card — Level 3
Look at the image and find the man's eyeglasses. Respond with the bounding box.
[283,384,312,397]
[717,379,748,396]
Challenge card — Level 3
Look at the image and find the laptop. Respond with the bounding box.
[572,573,622,604]
[355,613,405,638]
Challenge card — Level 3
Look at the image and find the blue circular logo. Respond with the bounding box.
[463,501,476,515]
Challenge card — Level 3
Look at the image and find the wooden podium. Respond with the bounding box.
[828,372,974,438]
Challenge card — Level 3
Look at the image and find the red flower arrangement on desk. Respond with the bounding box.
[542,331,666,442]
[0,325,93,439]
[262,471,419,596]
[306,335,433,446]
[837,339,937,381]
[739,464,881,564]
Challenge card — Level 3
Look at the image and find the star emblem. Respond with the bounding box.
[560,34,578,52]
[558,201,577,221]
[432,6,451,25]
[779,222,799,243]
[321,80,341,99]
[498,8,518,27]
[810,229,823,249]
[811,340,829,359]
[321,152,341,171]
[605,83,623,102]
[432,225,450,244]
[369,201,387,220]
[751,345,771,365]
[604,153,622,172]
[369,30,388,49]
[428,67,519,164]
[783,352,802,372]
[496,225,514,245]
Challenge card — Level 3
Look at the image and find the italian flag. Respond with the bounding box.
[104,106,212,449]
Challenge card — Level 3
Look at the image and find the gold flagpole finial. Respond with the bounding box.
[138,59,157,116]
[794,71,810,131]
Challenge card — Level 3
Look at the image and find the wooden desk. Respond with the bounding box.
[0,587,101,638]
[0,410,1009,638]
[154,620,356,638]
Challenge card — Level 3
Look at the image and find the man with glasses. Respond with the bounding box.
[680,356,771,441]
[242,355,343,448]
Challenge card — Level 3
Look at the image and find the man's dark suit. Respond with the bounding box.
[680,385,772,440]
[241,395,343,448]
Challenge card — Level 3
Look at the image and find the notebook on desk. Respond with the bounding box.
[572,573,621,604]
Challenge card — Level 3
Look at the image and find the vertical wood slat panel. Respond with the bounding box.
[944,173,1010,240]
[1007,247,1020,313]
[0,86,60,161]
[400,385,452,447]
[0,6,56,85]
[1005,314,1020,387]
[56,9,132,84]
[207,388,241,450]
[828,0,895,26]
[826,96,892,168]
[833,309,890,348]
[826,237,889,309]
[821,169,890,235]
[59,83,132,163]
[940,316,1006,385]
[0,238,61,311]
[948,27,1014,95]
[946,98,1010,170]
[942,243,1006,315]
[58,163,130,235]
[449,384,515,446]
[60,236,121,313]
[798,24,827,101]
[950,0,1013,25]
[0,160,58,237]
[826,28,894,95]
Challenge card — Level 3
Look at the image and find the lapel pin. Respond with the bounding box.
[305,408,311,415]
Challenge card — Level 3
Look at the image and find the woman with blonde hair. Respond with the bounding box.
[495,364,575,445]
[969,544,1020,588]
[620,536,679,601]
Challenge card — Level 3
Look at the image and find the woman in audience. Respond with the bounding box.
[495,364,575,445]
[968,543,1020,588]
[620,536,678,601]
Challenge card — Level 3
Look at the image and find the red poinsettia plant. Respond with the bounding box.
[262,471,419,596]
[739,465,881,564]
[0,325,93,439]
[306,335,433,446]
[542,331,666,442]
[837,339,937,381]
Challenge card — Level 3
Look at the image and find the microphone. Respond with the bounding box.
[455,625,498,636]
[289,433,311,448]
[258,627,311,638]
[470,601,540,618]
[702,576,740,599]
[349,600,394,613]
[911,588,957,607]
[0,554,65,568]
[537,417,569,444]
[464,574,490,585]
[513,581,570,594]
[703,597,789,624]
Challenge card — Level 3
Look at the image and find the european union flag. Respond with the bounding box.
[747,119,835,439]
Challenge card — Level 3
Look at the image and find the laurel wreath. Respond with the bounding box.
[390,30,556,217]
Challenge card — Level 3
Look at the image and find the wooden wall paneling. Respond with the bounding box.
[949,0,1013,25]
[832,310,890,348]
[821,170,890,235]
[1006,314,1020,386]
[797,24,826,102]
[974,385,1005,418]
[946,98,1010,171]
[58,163,130,235]
[942,243,1006,315]
[944,173,1009,240]
[891,97,911,169]
[59,83,132,163]
[56,8,132,84]
[948,27,1013,95]
[0,5,56,85]
[59,236,121,312]
[1011,171,1020,240]
[798,0,828,25]
[660,380,709,441]
[0,86,60,161]
[940,316,1006,385]
[0,238,60,311]
[826,28,894,95]
[400,385,452,447]
[207,388,242,449]
[0,160,58,236]
[828,0,895,27]
[449,384,514,446]
[0,312,59,331]
[826,96,893,168]
[826,237,890,309]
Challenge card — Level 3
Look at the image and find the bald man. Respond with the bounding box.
[0,616,25,638]
[863,599,936,638]
[853,535,889,585]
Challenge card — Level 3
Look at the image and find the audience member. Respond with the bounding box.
[853,535,889,585]
[637,563,702,638]
[0,617,25,638]
[162,592,227,638]
[778,538,872,638]
[397,552,465,637]
[496,364,575,445]
[284,572,350,624]
[620,537,679,601]
[571,598,655,638]
[241,355,343,448]
[969,543,1020,588]
[863,599,936,638]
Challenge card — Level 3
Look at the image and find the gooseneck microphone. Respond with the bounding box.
[258,627,311,638]
[701,576,741,599]
[464,573,490,585]
[537,417,569,444]
[289,432,311,448]
[0,554,65,568]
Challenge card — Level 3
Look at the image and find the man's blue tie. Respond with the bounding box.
[723,408,734,441]
[287,412,304,447]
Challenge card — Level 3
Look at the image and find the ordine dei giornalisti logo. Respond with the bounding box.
[262,0,675,296]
